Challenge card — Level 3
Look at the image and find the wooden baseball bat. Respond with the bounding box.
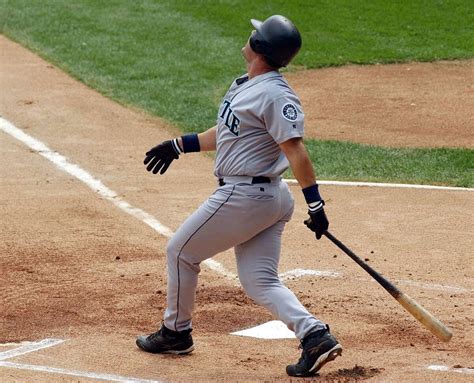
[324,231,453,342]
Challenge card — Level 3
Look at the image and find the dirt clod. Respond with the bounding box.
[327,365,383,381]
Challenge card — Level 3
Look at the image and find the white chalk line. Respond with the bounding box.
[0,341,37,347]
[276,270,470,293]
[0,118,173,237]
[283,178,473,192]
[205,262,340,282]
[0,339,161,382]
[395,279,471,293]
[0,361,163,382]
[203,258,238,280]
[358,277,472,293]
[427,365,474,375]
[279,268,340,280]
[0,339,64,361]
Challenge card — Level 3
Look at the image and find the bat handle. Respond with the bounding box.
[324,231,401,296]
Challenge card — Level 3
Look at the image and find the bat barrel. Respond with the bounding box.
[398,293,453,342]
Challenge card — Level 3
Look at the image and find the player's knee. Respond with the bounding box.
[166,236,180,262]
[166,236,201,272]
[240,281,261,303]
[239,273,279,302]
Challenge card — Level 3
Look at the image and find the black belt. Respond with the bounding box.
[219,176,271,186]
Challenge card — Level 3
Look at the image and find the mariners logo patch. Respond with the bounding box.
[282,103,298,121]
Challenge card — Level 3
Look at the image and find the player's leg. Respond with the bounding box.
[235,219,326,339]
[137,185,245,353]
[164,183,283,332]
[163,185,238,332]
[235,182,342,376]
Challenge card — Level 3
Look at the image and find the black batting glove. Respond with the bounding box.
[144,139,180,175]
[304,201,329,240]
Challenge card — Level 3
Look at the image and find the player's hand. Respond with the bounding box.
[304,201,329,240]
[144,140,180,175]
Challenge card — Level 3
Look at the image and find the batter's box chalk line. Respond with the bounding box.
[0,339,65,361]
[0,339,162,382]
[427,365,474,375]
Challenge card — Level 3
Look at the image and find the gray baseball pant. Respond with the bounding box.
[163,177,326,340]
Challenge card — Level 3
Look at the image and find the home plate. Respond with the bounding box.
[231,320,296,339]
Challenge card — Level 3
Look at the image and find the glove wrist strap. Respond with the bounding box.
[181,134,201,153]
[308,200,325,212]
[171,138,183,155]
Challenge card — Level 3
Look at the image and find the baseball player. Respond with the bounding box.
[137,15,342,377]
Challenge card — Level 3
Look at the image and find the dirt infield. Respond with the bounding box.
[1,35,473,382]
[288,60,474,148]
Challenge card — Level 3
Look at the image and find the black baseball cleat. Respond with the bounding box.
[286,326,342,377]
[136,324,194,355]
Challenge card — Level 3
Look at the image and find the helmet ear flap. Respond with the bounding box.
[249,33,263,54]
[249,35,279,69]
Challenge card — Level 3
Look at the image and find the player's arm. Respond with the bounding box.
[279,137,315,188]
[279,137,329,240]
[179,125,217,152]
[144,125,217,175]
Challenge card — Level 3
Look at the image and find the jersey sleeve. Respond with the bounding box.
[263,94,305,144]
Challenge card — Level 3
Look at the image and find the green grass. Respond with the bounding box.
[1,0,472,187]
[289,141,473,187]
[170,0,474,66]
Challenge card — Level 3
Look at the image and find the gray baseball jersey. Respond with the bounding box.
[163,71,326,340]
[215,71,304,178]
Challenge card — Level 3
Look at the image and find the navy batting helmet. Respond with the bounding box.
[249,15,302,68]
